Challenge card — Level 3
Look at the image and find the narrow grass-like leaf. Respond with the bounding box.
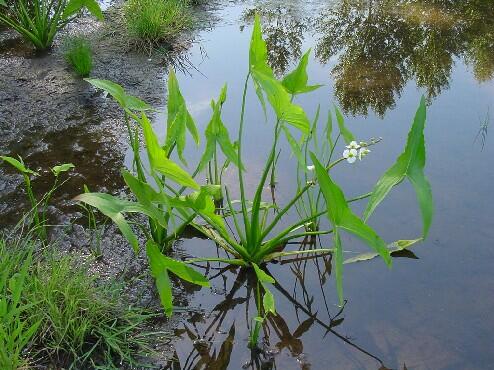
[334,106,354,144]
[363,97,432,238]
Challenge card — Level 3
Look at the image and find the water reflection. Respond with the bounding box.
[315,0,494,116]
[243,6,306,76]
[166,237,392,370]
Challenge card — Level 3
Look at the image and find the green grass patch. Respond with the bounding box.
[124,0,193,50]
[62,36,93,77]
[0,235,158,369]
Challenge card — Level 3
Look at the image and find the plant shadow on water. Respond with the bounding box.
[165,234,415,369]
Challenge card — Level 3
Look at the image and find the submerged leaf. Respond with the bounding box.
[344,238,422,264]
[364,97,433,238]
[252,263,276,315]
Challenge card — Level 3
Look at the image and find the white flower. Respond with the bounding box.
[307,165,315,171]
[359,141,368,147]
[346,141,360,150]
[359,148,371,160]
[343,148,358,163]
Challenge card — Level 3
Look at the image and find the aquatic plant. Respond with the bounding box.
[62,35,93,77]
[0,156,74,242]
[78,14,432,331]
[124,0,192,52]
[0,0,103,51]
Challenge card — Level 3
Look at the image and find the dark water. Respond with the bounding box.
[149,1,494,369]
[1,0,493,369]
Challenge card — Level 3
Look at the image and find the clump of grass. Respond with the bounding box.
[0,234,157,368]
[0,238,40,370]
[62,36,93,77]
[124,0,193,51]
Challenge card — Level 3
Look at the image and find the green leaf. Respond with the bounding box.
[311,153,391,305]
[363,97,433,238]
[282,49,322,95]
[164,70,200,163]
[198,86,242,172]
[75,193,166,252]
[139,113,199,190]
[251,69,310,133]
[63,0,104,20]
[146,241,210,316]
[334,106,354,144]
[282,125,305,169]
[252,263,276,315]
[0,1,6,7]
[249,14,272,76]
[146,241,173,316]
[344,238,422,264]
[169,186,225,231]
[85,79,151,111]
[51,163,75,176]
[325,110,334,151]
[252,263,275,284]
[0,156,38,175]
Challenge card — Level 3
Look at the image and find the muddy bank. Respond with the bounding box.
[0,0,212,226]
[0,2,219,368]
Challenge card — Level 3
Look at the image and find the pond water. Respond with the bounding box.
[152,1,494,369]
[1,0,494,369]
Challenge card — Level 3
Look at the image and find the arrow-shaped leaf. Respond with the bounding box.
[311,153,391,305]
[1,156,38,176]
[282,49,322,95]
[75,193,166,252]
[364,97,433,238]
[139,113,199,190]
[85,79,151,111]
[146,240,209,316]
[164,70,200,164]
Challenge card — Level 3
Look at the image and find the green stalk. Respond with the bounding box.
[237,73,251,238]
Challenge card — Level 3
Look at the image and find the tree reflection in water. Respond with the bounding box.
[243,6,306,76]
[164,236,391,370]
[315,0,494,116]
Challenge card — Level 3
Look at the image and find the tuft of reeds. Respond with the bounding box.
[124,0,193,52]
